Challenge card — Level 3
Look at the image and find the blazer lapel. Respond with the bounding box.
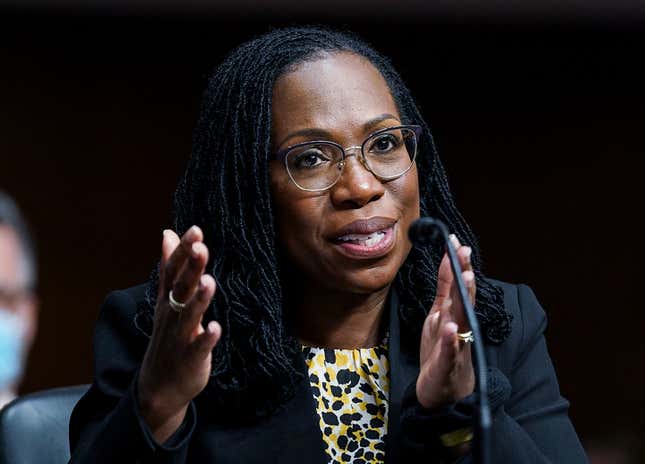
[385,289,426,463]
[205,352,327,464]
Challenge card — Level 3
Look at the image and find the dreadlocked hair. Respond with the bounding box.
[136,25,512,418]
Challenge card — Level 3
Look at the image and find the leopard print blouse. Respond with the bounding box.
[302,340,390,464]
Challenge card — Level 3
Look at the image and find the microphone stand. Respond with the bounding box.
[409,217,490,464]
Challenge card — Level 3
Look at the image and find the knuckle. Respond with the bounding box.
[173,280,190,299]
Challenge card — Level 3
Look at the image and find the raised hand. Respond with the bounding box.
[137,226,222,443]
[416,234,476,410]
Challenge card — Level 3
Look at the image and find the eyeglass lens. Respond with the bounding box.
[285,127,417,191]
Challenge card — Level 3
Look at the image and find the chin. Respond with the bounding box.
[328,261,401,295]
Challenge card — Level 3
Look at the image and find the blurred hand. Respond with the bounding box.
[416,234,476,410]
[137,226,222,443]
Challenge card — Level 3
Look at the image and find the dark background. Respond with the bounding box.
[1,2,643,461]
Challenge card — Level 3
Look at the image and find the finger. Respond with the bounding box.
[437,297,454,326]
[434,321,459,377]
[172,241,209,304]
[430,298,453,344]
[188,319,222,361]
[449,270,474,331]
[457,245,473,273]
[463,269,476,307]
[437,234,463,301]
[163,226,204,293]
[449,245,473,306]
[447,268,474,329]
[435,252,453,304]
[159,230,180,294]
[420,302,447,363]
[178,274,216,340]
[442,321,459,351]
[419,310,435,361]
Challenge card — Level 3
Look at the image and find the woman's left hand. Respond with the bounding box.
[416,234,476,409]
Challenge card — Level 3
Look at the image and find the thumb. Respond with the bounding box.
[435,321,459,377]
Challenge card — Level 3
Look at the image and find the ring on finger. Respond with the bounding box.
[168,290,187,313]
[457,330,474,344]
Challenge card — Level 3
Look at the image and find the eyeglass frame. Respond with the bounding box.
[273,124,423,192]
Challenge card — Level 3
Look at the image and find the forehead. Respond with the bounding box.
[272,52,399,141]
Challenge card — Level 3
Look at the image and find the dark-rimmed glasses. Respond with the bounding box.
[274,125,422,192]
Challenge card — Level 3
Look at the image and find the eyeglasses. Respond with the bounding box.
[274,124,422,192]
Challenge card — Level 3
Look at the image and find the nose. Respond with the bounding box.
[329,151,385,209]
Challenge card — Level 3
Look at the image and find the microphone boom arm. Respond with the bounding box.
[409,217,491,464]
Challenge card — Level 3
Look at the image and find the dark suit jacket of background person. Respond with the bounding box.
[69,280,587,463]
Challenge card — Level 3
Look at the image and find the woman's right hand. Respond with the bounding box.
[137,226,222,443]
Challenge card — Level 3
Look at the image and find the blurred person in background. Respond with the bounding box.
[0,192,38,409]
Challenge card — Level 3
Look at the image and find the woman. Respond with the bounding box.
[69,26,586,463]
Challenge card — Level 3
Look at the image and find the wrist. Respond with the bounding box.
[136,377,189,437]
[402,381,476,445]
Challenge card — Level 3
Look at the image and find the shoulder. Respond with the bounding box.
[484,279,549,370]
[96,284,149,325]
[101,283,149,311]
[92,283,151,364]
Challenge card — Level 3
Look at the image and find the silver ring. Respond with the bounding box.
[168,290,187,313]
[457,330,474,344]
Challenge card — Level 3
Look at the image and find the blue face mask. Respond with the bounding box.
[0,308,26,392]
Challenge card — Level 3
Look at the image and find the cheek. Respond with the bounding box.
[269,164,326,257]
[389,166,421,220]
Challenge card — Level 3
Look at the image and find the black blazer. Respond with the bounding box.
[69,280,587,463]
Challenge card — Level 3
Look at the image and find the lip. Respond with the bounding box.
[329,217,398,260]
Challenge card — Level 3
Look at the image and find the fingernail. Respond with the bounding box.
[199,274,208,291]
[463,270,475,283]
[207,321,217,334]
[465,246,472,261]
[191,242,200,258]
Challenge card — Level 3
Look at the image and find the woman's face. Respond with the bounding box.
[269,52,420,295]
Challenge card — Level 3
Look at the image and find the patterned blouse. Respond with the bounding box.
[302,339,390,464]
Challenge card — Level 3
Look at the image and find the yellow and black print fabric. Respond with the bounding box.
[302,340,390,464]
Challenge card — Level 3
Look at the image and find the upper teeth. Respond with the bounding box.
[338,230,385,245]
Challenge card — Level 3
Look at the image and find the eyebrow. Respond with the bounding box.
[276,113,401,149]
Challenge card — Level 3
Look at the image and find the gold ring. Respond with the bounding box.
[457,330,474,344]
[168,290,187,313]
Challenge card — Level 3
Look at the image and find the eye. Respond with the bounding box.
[291,147,331,170]
[369,133,402,154]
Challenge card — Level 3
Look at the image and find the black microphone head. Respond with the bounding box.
[408,217,441,246]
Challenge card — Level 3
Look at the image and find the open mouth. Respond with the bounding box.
[337,229,389,247]
[333,224,396,258]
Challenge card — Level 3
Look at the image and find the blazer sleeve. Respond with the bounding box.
[402,283,588,463]
[68,289,197,464]
[462,283,588,463]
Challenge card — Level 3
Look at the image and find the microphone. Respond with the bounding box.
[408,217,491,464]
